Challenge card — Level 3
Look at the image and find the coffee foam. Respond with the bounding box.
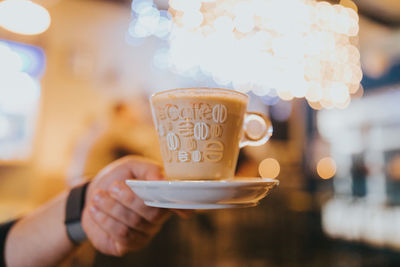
[152,88,248,104]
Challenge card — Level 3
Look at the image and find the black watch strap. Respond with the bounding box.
[65,182,89,245]
[1,220,17,267]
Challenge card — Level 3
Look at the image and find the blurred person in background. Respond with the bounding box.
[67,95,161,187]
[0,156,189,267]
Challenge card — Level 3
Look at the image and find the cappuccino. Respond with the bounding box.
[151,88,271,180]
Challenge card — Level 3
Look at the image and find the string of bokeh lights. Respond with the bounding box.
[128,0,362,110]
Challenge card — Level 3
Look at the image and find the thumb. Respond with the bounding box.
[119,156,164,181]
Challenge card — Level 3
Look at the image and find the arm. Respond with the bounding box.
[4,192,75,267]
[4,156,186,267]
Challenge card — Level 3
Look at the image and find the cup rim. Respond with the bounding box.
[151,87,248,99]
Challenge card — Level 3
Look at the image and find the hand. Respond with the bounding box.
[81,156,176,256]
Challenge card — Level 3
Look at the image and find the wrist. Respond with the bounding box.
[65,182,90,245]
[85,179,96,209]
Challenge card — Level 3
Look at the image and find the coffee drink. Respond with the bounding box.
[151,88,272,180]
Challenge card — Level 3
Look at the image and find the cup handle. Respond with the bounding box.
[239,112,273,148]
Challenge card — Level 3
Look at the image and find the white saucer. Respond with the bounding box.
[125,178,279,210]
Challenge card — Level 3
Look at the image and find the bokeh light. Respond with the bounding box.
[0,43,23,72]
[128,0,362,109]
[167,0,361,109]
[0,40,43,162]
[0,115,11,139]
[0,0,51,35]
[0,41,42,114]
[129,0,172,40]
[0,72,40,114]
[317,157,337,179]
[387,154,400,181]
[259,158,280,179]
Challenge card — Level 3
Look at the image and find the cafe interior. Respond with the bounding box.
[1,0,400,266]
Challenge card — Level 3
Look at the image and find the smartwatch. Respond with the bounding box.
[65,182,90,245]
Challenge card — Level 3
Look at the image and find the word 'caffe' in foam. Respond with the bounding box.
[151,88,271,180]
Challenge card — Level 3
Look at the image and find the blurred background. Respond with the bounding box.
[1,0,400,266]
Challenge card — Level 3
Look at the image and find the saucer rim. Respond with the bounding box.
[144,201,258,210]
[126,178,279,188]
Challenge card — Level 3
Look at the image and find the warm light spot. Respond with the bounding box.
[308,100,322,110]
[277,91,294,101]
[348,83,360,94]
[317,157,337,179]
[259,158,280,179]
[351,84,364,99]
[339,0,358,12]
[0,0,51,35]
[387,154,400,180]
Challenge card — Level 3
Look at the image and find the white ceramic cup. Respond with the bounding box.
[150,88,272,180]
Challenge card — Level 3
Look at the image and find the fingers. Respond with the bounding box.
[82,208,120,256]
[109,182,171,225]
[92,190,159,235]
[86,187,170,255]
[88,205,150,253]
